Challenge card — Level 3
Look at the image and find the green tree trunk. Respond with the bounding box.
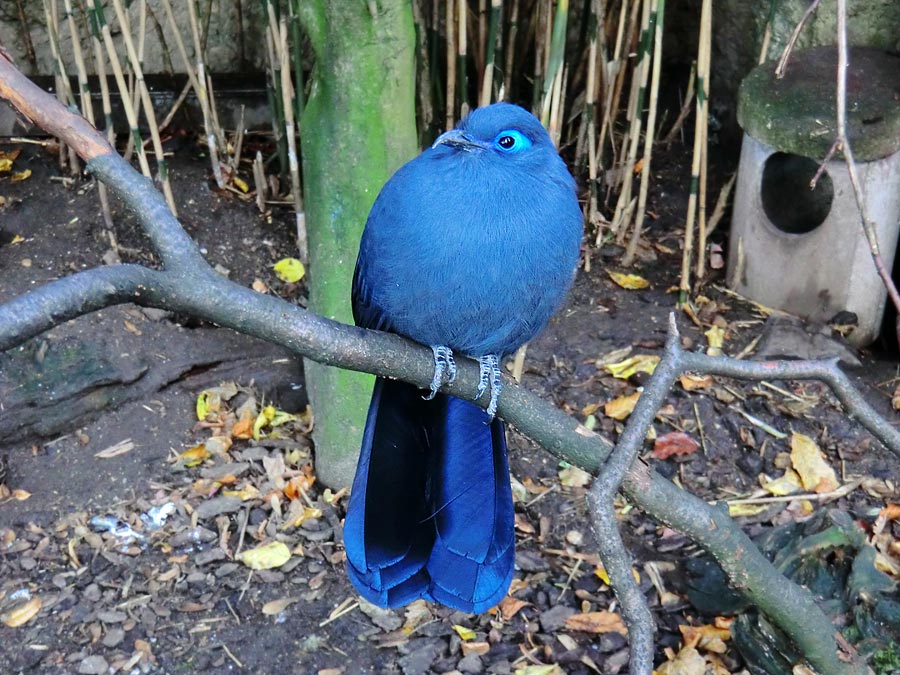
[300,2,417,488]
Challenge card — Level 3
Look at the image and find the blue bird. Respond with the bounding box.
[344,102,583,614]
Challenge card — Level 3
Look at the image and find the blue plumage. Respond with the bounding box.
[346,103,583,613]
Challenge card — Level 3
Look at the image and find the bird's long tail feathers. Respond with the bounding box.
[344,379,515,614]
[426,395,515,613]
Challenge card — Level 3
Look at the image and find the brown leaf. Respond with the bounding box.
[499,596,530,621]
[564,610,627,635]
[652,432,700,460]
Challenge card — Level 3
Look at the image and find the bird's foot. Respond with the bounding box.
[476,354,503,420]
[424,345,457,400]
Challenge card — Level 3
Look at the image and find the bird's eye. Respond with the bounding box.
[492,130,532,153]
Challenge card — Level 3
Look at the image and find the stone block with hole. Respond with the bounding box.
[727,46,900,347]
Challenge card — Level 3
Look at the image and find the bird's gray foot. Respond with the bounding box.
[424,345,457,400]
[476,354,503,420]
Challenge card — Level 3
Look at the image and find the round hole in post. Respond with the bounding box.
[760,152,834,235]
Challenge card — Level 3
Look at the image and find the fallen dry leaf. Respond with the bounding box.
[564,610,627,635]
[652,432,700,460]
[605,354,659,380]
[790,432,839,493]
[604,392,641,420]
[238,540,291,570]
[1,597,42,627]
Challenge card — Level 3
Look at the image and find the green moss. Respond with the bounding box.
[738,46,900,161]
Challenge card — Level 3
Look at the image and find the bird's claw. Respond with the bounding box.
[424,345,457,400]
[476,355,502,421]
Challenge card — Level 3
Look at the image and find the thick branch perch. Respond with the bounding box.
[0,56,877,675]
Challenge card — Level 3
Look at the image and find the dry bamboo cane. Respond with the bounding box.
[611,0,653,241]
[108,0,177,215]
[623,0,665,265]
[445,0,456,130]
[159,0,224,188]
[43,0,78,173]
[277,18,307,263]
[85,0,152,178]
[62,0,115,233]
[585,2,602,253]
[458,0,469,118]
[694,1,712,280]
[502,0,519,100]
[479,0,502,107]
[595,0,637,200]
[678,0,711,305]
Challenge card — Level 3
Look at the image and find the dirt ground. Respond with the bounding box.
[1,133,898,675]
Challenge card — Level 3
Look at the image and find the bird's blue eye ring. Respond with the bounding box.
[492,130,532,153]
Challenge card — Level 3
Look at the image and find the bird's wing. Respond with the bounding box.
[351,255,392,332]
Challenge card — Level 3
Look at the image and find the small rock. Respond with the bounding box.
[102,627,125,648]
[538,605,575,633]
[457,653,484,673]
[195,548,227,565]
[96,609,127,623]
[399,638,445,675]
[358,597,402,631]
[515,549,549,572]
[565,530,584,546]
[194,496,242,519]
[77,655,109,674]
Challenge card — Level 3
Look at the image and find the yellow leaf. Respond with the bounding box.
[604,354,659,379]
[196,391,210,420]
[10,234,25,244]
[790,432,839,493]
[11,169,31,183]
[608,271,650,290]
[178,444,210,467]
[222,484,260,501]
[604,391,641,420]
[514,666,562,675]
[558,464,592,488]
[2,597,42,627]
[12,489,31,501]
[705,325,725,356]
[452,624,476,641]
[728,502,769,517]
[760,469,802,496]
[238,540,291,570]
[273,257,305,283]
[232,176,250,193]
[0,158,12,172]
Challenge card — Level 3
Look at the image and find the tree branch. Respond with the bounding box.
[0,56,878,675]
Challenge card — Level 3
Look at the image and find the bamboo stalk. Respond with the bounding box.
[458,0,469,118]
[108,0,177,214]
[159,0,224,188]
[14,0,39,71]
[63,0,116,234]
[85,0,152,178]
[253,150,267,213]
[610,0,653,240]
[502,0,519,100]
[287,0,305,121]
[679,0,711,304]
[585,0,605,248]
[262,0,287,175]
[694,0,712,280]
[623,0,665,265]
[539,0,569,127]
[277,17,307,263]
[446,0,456,129]
[43,0,79,173]
[479,0,502,107]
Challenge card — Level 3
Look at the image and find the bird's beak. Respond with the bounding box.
[431,129,485,152]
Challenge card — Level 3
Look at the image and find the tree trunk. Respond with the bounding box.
[300,2,417,488]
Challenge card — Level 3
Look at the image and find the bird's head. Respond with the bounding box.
[430,103,555,163]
